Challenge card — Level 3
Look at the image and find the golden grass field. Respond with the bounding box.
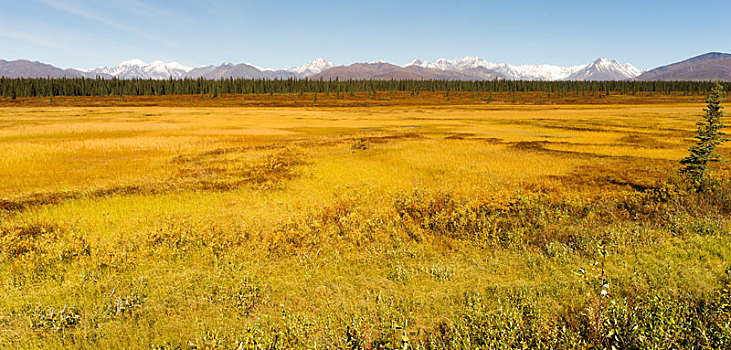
[1,99,730,348]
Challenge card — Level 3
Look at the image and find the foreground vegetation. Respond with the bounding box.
[1,101,730,349]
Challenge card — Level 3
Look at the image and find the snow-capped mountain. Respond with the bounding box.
[86,58,333,79]
[408,56,586,80]
[565,58,643,81]
[186,62,297,79]
[408,56,493,71]
[88,59,191,79]
[287,58,334,76]
[498,63,588,80]
[407,56,642,80]
[2,56,648,81]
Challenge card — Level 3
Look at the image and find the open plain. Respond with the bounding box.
[1,99,730,348]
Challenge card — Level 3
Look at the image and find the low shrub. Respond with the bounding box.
[351,138,370,150]
[28,306,82,334]
[104,293,144,318]
[0,222,64,259]
[205,276,266,316]
[244,146,309,188]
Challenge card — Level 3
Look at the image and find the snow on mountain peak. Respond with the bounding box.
[565,58,644,80]
[408,56,643,80]
[78,56,644,80]
[91,59,192,79]
[412,56,585,80]
[407,58,424,66]
[288,58,334,76]
[119,59,147,67]
[245,62,273,71]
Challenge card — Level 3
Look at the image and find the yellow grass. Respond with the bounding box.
[0,104,708,197]
[1,102,729,348]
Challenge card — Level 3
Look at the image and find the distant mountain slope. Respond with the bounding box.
[88,59,312,80]
[565,58,643,81]
[22,54,731,81]
[636,52,731,81]
[409,56,589,80]
[310,62,502,80]
[455,66,509,80]
[403,65,506,80]
[287,58,334,76]
[89,59,190,79]
[0,59,105,78]
[184,63,297,79]
[310,62,403,80]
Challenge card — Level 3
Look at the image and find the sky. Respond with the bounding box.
[1,0,729,70]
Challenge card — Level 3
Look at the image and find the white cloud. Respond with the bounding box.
[40,0,174,46]
[0,30,65,50]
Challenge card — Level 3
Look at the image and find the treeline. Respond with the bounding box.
[1,77,728,98]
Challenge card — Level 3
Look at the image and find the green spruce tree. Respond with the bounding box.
[680,81,729,182]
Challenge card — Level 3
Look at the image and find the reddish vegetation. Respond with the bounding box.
[0,91,705,108]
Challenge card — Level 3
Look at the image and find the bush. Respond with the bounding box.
[0,223,63,259]
[244,146,309,188]
[351,138,370,150]
[104,293,144,318]
[28,306,82,334]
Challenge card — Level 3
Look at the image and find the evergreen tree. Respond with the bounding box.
[680,81,729,182]
[0,78,728,99]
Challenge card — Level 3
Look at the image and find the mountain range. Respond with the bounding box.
[636,53,731,81]
[312,57,642,81]
[1,52,730,81]
[0,59,99,79]
[87,58,335,80]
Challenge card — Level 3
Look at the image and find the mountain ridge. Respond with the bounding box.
[408,56,590,80]
[312,57,643,81]
[90,58,336,80]
[565,58,643,81]
[0,59,107,79]
[2,53,729,81]
[637,53,731,81]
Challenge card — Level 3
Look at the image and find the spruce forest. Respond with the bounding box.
[1,77,728,98]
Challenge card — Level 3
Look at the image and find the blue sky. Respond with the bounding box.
[1,0,729,70]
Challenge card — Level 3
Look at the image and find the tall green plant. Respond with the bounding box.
[680,81,728,182]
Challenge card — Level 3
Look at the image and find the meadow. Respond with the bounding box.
[0,96,730,349]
